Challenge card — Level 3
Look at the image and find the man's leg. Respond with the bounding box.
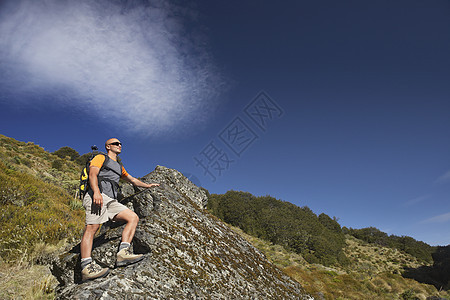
[80,224,100,259]
[79,223,109,282]
[113,208,144,267]
[113,208,139,243]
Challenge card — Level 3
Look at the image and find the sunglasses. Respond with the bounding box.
[108,142,122,146]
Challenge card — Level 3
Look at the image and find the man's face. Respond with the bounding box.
[106,139,122,154]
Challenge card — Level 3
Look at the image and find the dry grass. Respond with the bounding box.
[0,134,448,299]
[0,135,80,195]
[230,225,450,300]
[0,258,57,300]
[0,159,85,262]
[0,240,72,299]
[0,135,84,299]
[343,235,427,275]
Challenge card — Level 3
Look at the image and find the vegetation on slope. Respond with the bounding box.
[0,160,84,261]
[208,190,450,297]
[0,134,85,298]
[208,191,439,266]
[403,245,450,292]
[231,225,450,300]
[208,191,349,266]
[345,227,435,263]
[0,135,81,196]
[0,133,448,299]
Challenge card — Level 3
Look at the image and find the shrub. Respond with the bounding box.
[51,159,63,170]
[75,153,92,166]
[401,289,419,300]
[53,146,80,161]
[208,191,348,266]
[0,161,84,262]
[348,227,434,263]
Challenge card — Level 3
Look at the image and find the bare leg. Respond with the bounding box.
[80,223,110,282]
[80,224,100,259]
[113,209,139,243]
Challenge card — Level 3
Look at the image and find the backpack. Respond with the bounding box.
[78,146,123,199]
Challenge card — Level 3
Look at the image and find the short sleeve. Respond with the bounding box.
[121,166,129,178]
[90,154,106,168]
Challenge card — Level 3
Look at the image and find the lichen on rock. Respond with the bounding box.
[52,166,311,299]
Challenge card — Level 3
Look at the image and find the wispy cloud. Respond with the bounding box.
[403,194,431,207]
[420,212,450,224]
[435,170,450,185]
[0,0,226,137]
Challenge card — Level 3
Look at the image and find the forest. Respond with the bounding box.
[208,191,349,266]
[208,190,440,268]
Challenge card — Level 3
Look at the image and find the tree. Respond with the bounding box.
[207,190,349,266]
[75,153,92,166]
[53,146,80,161]
[318,213,341,233]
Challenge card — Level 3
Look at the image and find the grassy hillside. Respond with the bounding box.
[0,134,448,299]
[345,227,435,263]
[0,134,85,298]
[0,134,81,196]
[231,226,449,300]
[208,191,349,266]
[208,191,450,299]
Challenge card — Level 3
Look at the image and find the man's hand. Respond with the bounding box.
[146,183,160,188]
[124,174,160,189]
[93,191,103,207]
[89,166,102,207]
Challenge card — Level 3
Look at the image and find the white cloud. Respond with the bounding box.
[420,212,450,224]
[435,170,450,185]
[0,0,225,137]
[403,194,431,207]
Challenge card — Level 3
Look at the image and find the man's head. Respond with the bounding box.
[105,138,122,154]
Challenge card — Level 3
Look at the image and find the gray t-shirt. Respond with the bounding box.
[90,154,125,199]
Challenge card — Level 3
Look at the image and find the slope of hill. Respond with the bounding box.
[0,134,312,299]
[0,135,85,263]
[232,226,449,299]
[0,134,80,195]
[346,227,435,263]
[0,134,86,298]
[53,166,312,299]
[208,190,450,299]
[0,133,448,299]
[208,191,349,266]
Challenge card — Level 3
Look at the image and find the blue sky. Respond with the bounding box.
[1,0,449,246]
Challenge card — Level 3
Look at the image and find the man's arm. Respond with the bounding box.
[89,166,103,207]
[123,174,160,189]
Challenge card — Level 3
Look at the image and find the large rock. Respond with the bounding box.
[52,166,312,299]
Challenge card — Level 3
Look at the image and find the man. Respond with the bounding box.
[80,138,159,282]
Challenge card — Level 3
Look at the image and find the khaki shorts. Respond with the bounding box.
[83,192,128,225]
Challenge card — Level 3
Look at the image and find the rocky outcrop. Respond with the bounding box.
[52,166,312,299]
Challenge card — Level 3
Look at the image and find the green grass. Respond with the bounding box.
[0,134,86,299]
[0,134,80,196]
[0,161,85,262]
[0,133,448,300]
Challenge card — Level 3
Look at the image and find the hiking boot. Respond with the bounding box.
[81,261,110,283]
[116,247,144,267]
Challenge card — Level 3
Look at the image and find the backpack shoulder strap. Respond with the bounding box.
[98,153,122,177]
